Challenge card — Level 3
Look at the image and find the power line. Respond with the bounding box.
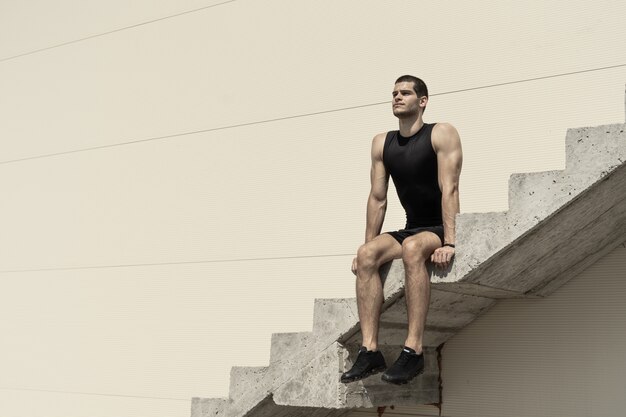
[0,253,355,275]
[0,0,237,63]
[428,63,626,96]
[1,62,625,167]
[0,101,387,165]
[0,386,189,401]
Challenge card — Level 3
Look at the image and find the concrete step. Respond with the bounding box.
[229,366,269,403]
[444,163,626,297]
[507,170,594,230]
[273,342,347,408]
[269,332,313,366]
[564,123,625,175]
[200,334,325,417]
[191,397,229,417]
[312,298,359,342]
[451,211,510,280]
[226,332,331,415]
[508,170,562,216]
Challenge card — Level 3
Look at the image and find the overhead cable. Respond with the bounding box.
[1,62,625,166]
[0,0,237,63]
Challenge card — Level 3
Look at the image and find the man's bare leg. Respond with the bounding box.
[401,232,442,353]
[355,233,402,351]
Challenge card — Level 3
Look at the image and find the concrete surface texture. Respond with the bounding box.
[191,94,626,416]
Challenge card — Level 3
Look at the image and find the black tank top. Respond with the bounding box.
[383,123,442,227]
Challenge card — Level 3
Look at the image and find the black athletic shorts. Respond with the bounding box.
[384,224,444,246]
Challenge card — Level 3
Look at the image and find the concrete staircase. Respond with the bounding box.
[191,93,626,417]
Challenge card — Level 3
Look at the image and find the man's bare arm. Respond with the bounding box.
[352,134,389,275]
[365,133,390,243]
[431,123,463,267]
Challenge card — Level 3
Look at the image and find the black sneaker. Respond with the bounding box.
[381,346,424,385]
[340,346,387,383]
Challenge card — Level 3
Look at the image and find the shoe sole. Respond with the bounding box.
[340,366,387,383]
[380,368,424,385]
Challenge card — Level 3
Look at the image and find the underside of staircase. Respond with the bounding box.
[192,91,626,417]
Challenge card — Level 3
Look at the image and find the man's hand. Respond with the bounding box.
[351,257,358,275]
[431,246,455,269]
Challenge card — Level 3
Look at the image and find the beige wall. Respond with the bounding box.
[1,1,625,416]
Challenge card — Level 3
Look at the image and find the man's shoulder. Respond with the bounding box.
[372,131,393,144]
[432,122,456,134]
[432,122,460,142]
[376,130,396,137]
[431,122,462,152]
[371,132,392,159]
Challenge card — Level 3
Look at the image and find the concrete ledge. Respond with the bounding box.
[382,291,495,334]
[464,162,626,294]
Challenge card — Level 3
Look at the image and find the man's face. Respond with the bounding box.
[392,81,426,118]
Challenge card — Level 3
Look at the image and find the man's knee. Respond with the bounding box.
[356,242,383,272]
[401,235,435,264]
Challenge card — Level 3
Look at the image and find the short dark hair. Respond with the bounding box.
[395,75,428,98]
